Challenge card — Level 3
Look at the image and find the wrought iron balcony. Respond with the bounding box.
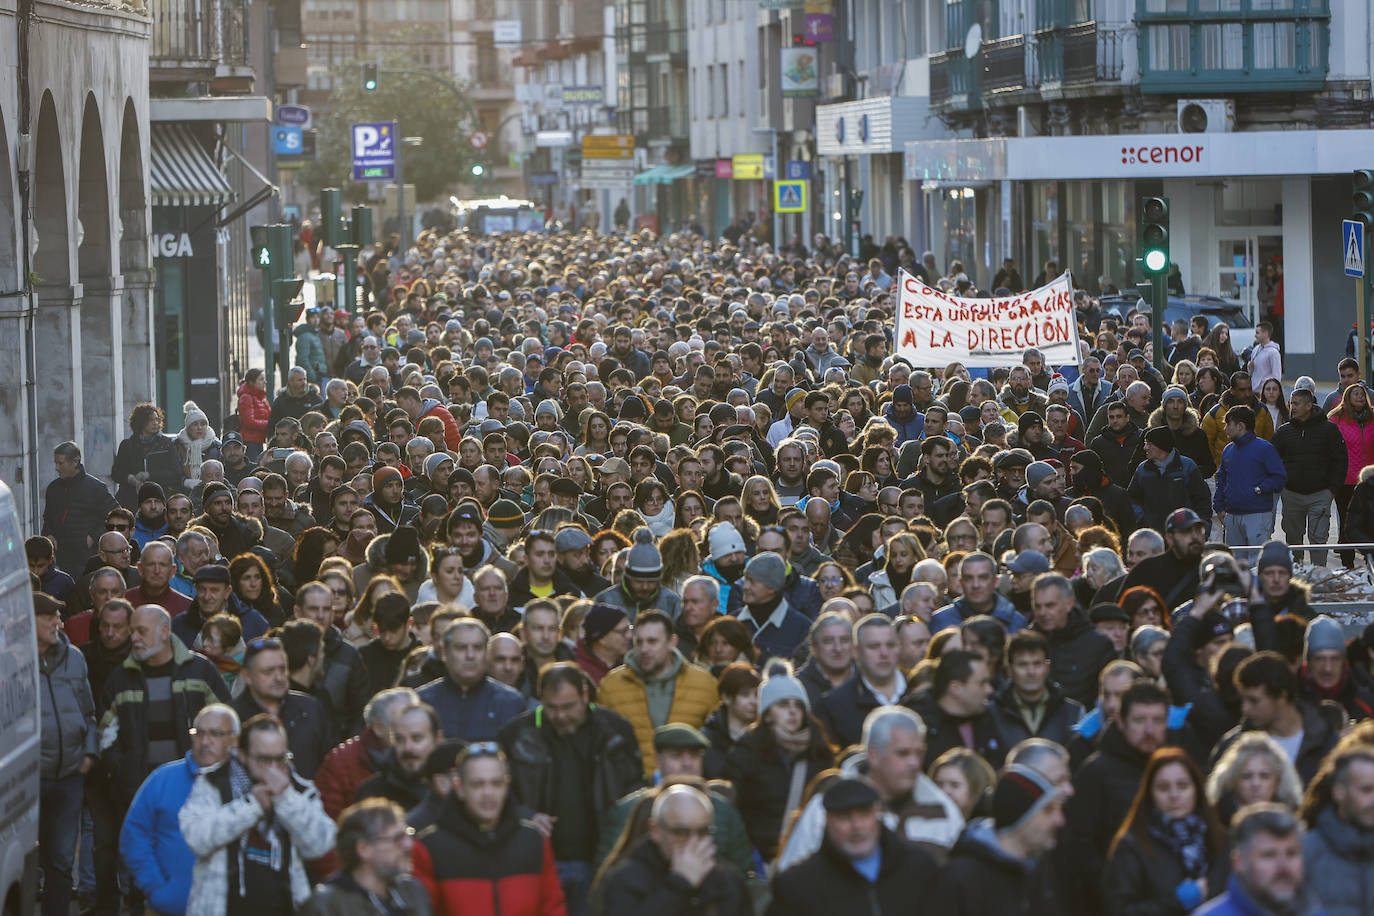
[983,34,1027,93]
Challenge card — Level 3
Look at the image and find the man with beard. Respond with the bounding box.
[772,439,809,506]
[218,433,259,487]
[300,799,431,914]
[1120,507,1207,607]
[1195,805,1316,916]
[445,503,517,582]
[235,484,295,581]
[1090,401,1146,490]
[554,526,611,597]
[356,702,443,812]
[261,473,315,539]
[230,633,330,778]
[364,467,421,534]
[189,482,261,560]
[131,483,169,549]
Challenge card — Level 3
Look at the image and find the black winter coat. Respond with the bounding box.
[1164,607,1276,753]
[766,826,940,916]
[722,724,834,860]
[1059,722,1156,916]
[112,433,184,507]
[930,824,1064,916]
[231,689,331,779]
[597,837,751,916]
[1271,414,1348,496]
[1104,830,1228,916]
[42,468,119,579]
[1127,451,1212,534]
[987,682,1085,748]
[1037,609,1117,708]
[1210,700,1344,785]
[901,688,1008,768]
[1090,426,1145,489]
[499,705,644,833]
[317,626,372,740]
[816,674,889,749]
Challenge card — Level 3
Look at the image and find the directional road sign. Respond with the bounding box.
[351,122,396,181]
[1346,219,1365,278]
[774,180,807,213]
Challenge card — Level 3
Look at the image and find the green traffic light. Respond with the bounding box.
[471,164,485,177]
[1144,249,1167,273]
[258,248,271,267]
[363,63,379,92]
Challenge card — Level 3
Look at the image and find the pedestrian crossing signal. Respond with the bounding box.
[774,180,807,213]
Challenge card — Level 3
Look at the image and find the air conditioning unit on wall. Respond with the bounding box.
[1177,99,1235,134]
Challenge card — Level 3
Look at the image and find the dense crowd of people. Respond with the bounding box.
[27,225,1374,916]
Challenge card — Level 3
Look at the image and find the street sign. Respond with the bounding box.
[469,130,489,150]
[272,126,303,156]
[276,104,310,127]
[351,121,396,181]
[775,180,807,213]
[1346,219,1365,278]
[785,160,811,180]
[493,19,522,47]
[582,135,635,159]
[733,154,764,180]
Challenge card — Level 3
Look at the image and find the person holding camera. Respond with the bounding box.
[1163,553,1279,752]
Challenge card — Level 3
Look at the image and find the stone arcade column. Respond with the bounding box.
[34,281,85,490]
[80,274,125,482]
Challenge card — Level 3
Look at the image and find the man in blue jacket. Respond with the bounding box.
[120,703,239,916]
[416,617,526,742]
[1215,405,1287,561]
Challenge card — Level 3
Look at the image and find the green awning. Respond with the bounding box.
[633,163,696,185]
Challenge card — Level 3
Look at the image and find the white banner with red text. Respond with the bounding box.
[894,270,1082,368]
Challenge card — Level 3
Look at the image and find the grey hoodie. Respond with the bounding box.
[625,647,685,729]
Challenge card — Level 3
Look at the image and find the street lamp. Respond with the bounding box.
[396,136,423,253]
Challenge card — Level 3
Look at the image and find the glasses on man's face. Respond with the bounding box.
[107,523,132,532]
[101,545,132,555]
[249,752,293,767]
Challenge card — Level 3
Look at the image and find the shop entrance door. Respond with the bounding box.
[1213,230,1282,322]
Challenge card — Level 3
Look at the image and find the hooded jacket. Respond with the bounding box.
[417,398,463,452]
[172,593,270,648]
[592,579,684,621]
[313,728,388,820]
[361,491,421,534]
[352,531,430,602]
[235,383,272,445]
[1090,423,1146,489]
[930,819,1064,916]
[802,343,849,376]
[598,835,751,916]
[929,593,1028,635]
[316,625,373,740]
[988,680,1085,748]
[596,648,719,774]
[999,384,1051,418]
[39,631,98,780]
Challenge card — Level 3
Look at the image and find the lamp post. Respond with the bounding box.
[753,126,781,252]
[395,136,424,253]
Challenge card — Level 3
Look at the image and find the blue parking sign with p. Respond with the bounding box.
[352,122,396,181]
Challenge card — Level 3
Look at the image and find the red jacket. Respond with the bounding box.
[237,383,272,445]
[420,400,463,453]
[315,729,385,820]
[413,799,566,916]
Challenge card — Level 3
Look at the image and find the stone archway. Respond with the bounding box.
[119,97,155,412]
[78,93,121,479]
[33,90,85,468]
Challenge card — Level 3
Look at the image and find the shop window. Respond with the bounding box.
[1137,0,1327,91]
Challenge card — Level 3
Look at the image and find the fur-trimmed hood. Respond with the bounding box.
[1147,405,1201,436]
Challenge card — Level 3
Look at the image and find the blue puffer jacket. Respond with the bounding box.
[120,752,204,916]
[417,675,527,743]
[1215,430,1288,516]
[929,593,1027,634]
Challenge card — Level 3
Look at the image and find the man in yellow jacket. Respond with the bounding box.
[596,609,719,776]
[1201,370,1275,467]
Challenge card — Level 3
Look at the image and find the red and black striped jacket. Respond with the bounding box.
[412,796,566,916]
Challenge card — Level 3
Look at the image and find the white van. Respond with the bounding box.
[0,480,39,915]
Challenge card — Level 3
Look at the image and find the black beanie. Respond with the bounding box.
[620,395,647,421]
[992,765,1059,830]
[138,481,166,504]
[584,602,628,644]
[1144,426,1175,452]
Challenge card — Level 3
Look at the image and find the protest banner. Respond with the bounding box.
[894,270,1082,368]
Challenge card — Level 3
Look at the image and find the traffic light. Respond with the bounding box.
[250,225,271,269]
[351,206,374,248]
[363,63,378,91]
[321,188,342,247]
[1354,170,1374,229]
[1139,196,1170,275]
[471,162,485,177]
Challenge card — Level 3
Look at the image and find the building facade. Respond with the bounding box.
[0,0,151,531]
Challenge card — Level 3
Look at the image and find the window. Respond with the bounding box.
[1138,0,1328,91]
[720,62,728,117]
[706,65,715,117]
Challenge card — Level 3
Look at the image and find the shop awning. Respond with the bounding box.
[633,163,695,185]
[150,124,234,207]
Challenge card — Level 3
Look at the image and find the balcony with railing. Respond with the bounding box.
[645,25,686,58]
[929,49,982,113]
[1036,20,1124,92]
[151,0,252,85]
[983,34,1028,94]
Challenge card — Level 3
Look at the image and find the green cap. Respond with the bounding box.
[653,723,710,751]
[487,498,525,527]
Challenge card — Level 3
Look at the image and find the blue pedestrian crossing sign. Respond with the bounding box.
[1345,219,1365,278]
[775,180,807,213]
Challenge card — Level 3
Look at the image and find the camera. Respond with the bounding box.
[1201,554,1243,595]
